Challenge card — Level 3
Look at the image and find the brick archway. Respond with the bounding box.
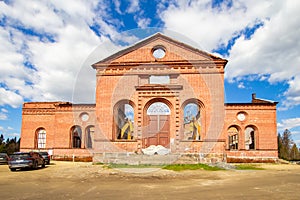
[142,99,172,148]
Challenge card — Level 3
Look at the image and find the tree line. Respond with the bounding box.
[278,129,300,161]
[0,134,20,155]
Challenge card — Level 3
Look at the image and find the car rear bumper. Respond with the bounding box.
[8,162,33,169]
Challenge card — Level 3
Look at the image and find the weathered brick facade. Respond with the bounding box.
[20,33,278,163]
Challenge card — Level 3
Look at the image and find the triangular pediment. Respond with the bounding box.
[92,32,227,69]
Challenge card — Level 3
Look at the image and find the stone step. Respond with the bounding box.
[93,153,225,165]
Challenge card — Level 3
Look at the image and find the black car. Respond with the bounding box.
[0,153,8,164]
[39,151,51,165]
[8,152,45,171]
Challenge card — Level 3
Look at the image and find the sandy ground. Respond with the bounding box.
[0,161,300,200]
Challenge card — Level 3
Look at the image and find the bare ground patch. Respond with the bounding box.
[1,161,300,199]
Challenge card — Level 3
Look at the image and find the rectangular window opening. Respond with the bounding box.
[149,75,170,84]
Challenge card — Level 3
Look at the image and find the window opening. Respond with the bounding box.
[245,127,255,150]
[228,127,239,150]
[152,47,166,59]
[149,75,170,84]
[37,129,46,149]
[183,103,201,140]
[86,126,94,149]
[115,103,134,140]
[147,102,170,115]
[71,126,82,148]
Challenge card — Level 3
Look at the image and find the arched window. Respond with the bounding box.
[245,126,255,150]
[183,102,201,140]
[36,128,46,149]
[228,126,239,150]
[114,100,134,140]
[85,126,94,149]
[71,126,82,148]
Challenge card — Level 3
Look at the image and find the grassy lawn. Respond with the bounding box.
[162,163,223,171]
[95,163,223,171]
[234,164,265,170]
[95,163,265,171]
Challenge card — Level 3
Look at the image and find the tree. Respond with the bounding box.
[0,135,20,154]
[278,129,300,161]
[290,143,300,161]
[0,134,4,144]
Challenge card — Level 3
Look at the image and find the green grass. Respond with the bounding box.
[162,163,223,171]
[235,164,265,170]
[94,163,223,171]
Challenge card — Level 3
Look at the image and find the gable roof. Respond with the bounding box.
[92,32,227,68]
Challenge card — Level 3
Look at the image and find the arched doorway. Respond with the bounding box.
[245,126,256,150]
[70,125,82,148]
[143,101,171,148]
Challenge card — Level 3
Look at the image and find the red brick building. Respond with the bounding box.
[20,33,278,163]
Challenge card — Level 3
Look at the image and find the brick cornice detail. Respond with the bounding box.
[95,61,225,76]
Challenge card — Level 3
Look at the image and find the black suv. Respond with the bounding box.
[0,153,8,164]
[8,152,45,171]
[39,152,51,165]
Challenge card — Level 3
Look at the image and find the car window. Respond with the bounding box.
[10,153,30,160]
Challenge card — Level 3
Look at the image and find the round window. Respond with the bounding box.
[152,47,166,59]
[80,113,89,122]
[237,112,246,121]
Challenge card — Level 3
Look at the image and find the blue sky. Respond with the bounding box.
[0,0,300,145]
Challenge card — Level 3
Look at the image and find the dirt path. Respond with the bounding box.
[0,162,300,200]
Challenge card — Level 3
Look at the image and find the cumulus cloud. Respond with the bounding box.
[160,0,279,51]
[0,88,23,108]
[0,0,299,113]
[0,0,121,106]
[281,76,300,109]
[126,0,140,13]
[277,118,300,132]
[159,0,300,109]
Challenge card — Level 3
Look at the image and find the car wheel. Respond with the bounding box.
[42,161,45,168]
[10,168,16,172]
[33,161,38,169]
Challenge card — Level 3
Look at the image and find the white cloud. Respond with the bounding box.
[1,108,8,113]
[0,88,23,108]
[136,17,151,29]
[6,132,20,138]
[0,125,19,138]
[281,76,300,109]
[126,0,140,13]
[277,118,300,132]
[0,0,299,113]
[160,0,300,109]
[0,112,8,120]
[0,108,8,120]
[0,0,121,106]
[237,82,245,89]
[160,0,280,51]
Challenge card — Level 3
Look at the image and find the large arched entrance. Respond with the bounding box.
[143,101,171,148]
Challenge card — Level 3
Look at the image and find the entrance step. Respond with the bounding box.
[93,153,226,165]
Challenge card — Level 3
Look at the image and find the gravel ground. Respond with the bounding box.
[0,161,300,200]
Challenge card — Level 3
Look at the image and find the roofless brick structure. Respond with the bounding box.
[20,33,278,163]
